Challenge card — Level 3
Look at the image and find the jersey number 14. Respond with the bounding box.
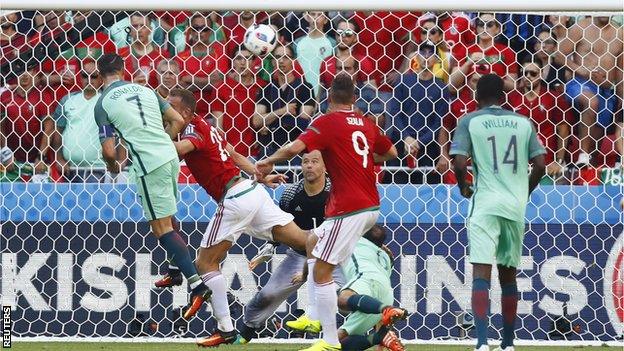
[487,135,518,174]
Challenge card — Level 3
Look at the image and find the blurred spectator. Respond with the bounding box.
[118,13,170,88]
[409,12,474,66]
[556,16,622,166]
[319,18,376,88]
[41,11,116,102]
[436,65,484,177]
[545,15,573,42]
[175,12,229,119]
[0,66,54,176]
[155,59,181,98]
[253,44,315,159]
[450,13,517,93]
[534,29,569,93]
[52,59,121,182]
[495,13,544,58]
[506,59,573,177]
[212,46,264,158]
[294,11,336,96]
[318,56,385,127]
[388,42,449,183]
[1,12,26,60]
[407,19,452,83]
[352,11,419,92]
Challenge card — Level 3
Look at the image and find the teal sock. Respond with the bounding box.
[158,231,200,286]
[346,294,384,314]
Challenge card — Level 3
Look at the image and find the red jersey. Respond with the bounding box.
[457,43,517,77]
[119,46,170,89]
[444,94,478,132]
[298,110,393,217]
[182,116,241,201]
[319,54,376,87]
[506,87,572,164]
[175,43,229,118]
[352,11,419,90]
[0,89,54,163]
[211,77,262,157]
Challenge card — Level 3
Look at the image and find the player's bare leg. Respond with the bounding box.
[271,221,308,251]
[497,265,518,351]
[472,263,493,351]
[149,216,210,318]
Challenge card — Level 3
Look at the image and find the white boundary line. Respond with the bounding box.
[13,336,624,347]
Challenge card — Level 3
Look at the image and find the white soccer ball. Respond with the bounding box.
[243,24,277,56]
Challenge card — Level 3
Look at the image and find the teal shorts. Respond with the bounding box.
[340,276,394,336]
[135,159,180,221]
[468,213,525,268]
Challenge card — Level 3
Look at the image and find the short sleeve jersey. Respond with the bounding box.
[182,115,241,201]
[343,238,392,286]
[297,110,393,218]
[94,80,177,176]
[449,106,546,222]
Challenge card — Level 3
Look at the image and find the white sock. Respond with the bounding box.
[306,259,317,320]
[315,280,339,345]
[202,271,234,332]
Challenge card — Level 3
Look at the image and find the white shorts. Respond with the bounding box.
[201,179,294,248]
[312,209,379,265]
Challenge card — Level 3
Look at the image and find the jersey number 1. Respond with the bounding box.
[487,135,518,173]
[352,131,370,168]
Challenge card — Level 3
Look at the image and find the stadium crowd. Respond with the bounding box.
[0,10,622,184]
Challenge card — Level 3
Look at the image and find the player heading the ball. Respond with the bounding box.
[93,53,212,320]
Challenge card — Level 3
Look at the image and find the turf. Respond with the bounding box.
[7,343,617,351]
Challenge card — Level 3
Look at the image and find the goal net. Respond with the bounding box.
[0,6,623,345]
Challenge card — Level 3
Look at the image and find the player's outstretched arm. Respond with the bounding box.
[256,139,307,176]
[452,155,473,199]
[528,154,546,195]
[162,107,186,140]
[373,145,398,164]
[173,139,196,157]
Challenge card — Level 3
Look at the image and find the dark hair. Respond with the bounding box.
[169,88,197,113]
[363,225,386,247]
[97,53,124,77]
[329,72,355,105]
[520,56,544,68]
[335,17,360,32]
[476,74,504,105]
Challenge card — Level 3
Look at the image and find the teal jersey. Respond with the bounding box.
[449,106,546,222]
[294,35,336,96]
[53,92,104,168]
[344,238,392,286]
[94,80,177,176]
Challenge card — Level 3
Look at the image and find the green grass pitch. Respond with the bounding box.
[8,343,617,351]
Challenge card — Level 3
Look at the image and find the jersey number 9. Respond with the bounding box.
[352,131,370,168]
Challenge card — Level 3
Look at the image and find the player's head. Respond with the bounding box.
[476,74,504,108]
[168,88,196,123]
[363,224,386,248]
[329,72,356,107]
[97,53,125,80]
[302,150,326,184]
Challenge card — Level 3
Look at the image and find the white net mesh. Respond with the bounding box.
[0,9,623,344]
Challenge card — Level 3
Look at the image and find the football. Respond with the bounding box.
[243,23,278,56]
